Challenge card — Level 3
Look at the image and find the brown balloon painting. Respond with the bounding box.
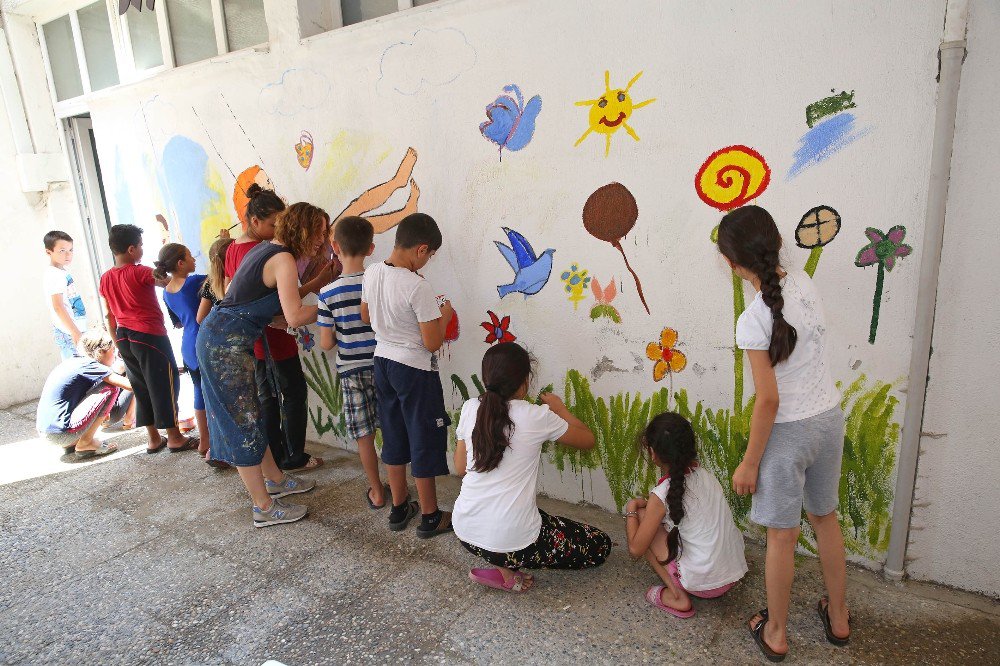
[582,182,649,314]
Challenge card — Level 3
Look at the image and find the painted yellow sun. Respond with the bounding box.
[575,70,656,157]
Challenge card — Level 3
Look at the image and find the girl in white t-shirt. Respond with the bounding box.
[453,342,611,593]
[717,205,850,661]
[625,412,748,619]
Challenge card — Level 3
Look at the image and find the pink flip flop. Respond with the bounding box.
[468,568,531,593]
[645,585,696,618]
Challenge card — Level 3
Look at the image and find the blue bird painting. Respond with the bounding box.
[480,84,542,161]
[495,227,555,298]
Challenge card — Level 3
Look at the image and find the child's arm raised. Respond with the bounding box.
[625,492,667,558]
[267,253,317,328]
[733,349,779,496]
[539,393,595,450]
[453,439,468,477]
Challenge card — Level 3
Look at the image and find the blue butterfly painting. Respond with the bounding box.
[480,84,542,161]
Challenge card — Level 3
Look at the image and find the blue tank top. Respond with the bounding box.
[221,242,292,308]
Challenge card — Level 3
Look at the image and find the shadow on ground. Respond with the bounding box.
[1,400,997,665]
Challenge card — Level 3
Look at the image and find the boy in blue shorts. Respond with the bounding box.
[361,213,455,538]
[317,216,388,509]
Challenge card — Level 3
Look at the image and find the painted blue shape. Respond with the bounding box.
[113,147,135,226]
[161,136,211,271]
[494,227,555,298]
[480,84,542,160]
[787,112,873,180]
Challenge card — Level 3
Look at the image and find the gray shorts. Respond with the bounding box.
[750,405,845,529]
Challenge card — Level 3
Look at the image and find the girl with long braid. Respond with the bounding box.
[717,205,849,661]
[625,413,747,618]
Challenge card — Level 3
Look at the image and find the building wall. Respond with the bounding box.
[81,0,945,570]
[0,13,98,408]
[907,0,1000,598]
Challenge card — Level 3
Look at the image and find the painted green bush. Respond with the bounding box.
[303,351,346,439]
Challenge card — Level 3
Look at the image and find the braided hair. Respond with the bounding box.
[471,342,533,473]
[640,412,697,565]
[717,205,798,366]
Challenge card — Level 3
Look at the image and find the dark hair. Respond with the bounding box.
[245,183,286,226]
[108,224,143,255]
[641,412,697,565]
[43,230,73,250]
[471,342,533,474]
[717,205,797,366]
[153,243,188,280]
[334,216,375,257]
[394,212,442,251]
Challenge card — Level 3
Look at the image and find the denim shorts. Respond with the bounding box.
[750,406,845,529]
[374,357,449,478]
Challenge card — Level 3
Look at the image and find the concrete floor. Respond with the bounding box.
[2,399,998,665]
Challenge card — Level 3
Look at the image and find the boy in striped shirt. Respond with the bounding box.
[317,216,387,509]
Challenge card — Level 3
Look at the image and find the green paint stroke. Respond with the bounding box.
[838,374,898,557]
[731,270,746,413]
[806,90,856,128]
[303,351,346,438]
[869,262,885,344]
[804,246,823,278]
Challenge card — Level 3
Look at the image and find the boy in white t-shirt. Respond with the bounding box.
[43,230,88,359]
[361,213,455,538]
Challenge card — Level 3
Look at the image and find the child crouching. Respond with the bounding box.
[625,413,748,617]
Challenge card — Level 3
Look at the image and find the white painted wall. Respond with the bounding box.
[908,0,1000,599]
[0,13,98,408]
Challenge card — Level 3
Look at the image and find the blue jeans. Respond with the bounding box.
[53,327,78,359]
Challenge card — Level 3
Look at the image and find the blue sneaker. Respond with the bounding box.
[265,473,316,498]
[253,498,307,528]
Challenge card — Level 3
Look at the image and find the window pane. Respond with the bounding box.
[341,0,397,27]
[42,16,84,101]
[412,0,437,6]
[167,0,218,66]
[222,0,268,51]
[78,2,119,91]
[127,5,164,69]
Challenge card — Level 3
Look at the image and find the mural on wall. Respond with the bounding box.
[233,165,274,229]
[259,68,332,116]
[378,28,477,96]
[574,71,655,157]
[694,145,771,212]
[494,227,555,298]
[796,205,842,277]
[334,147,420,234]
[582,183,650,314]
[788,90,872,180]
[481,310,516,344]
[480,84,542,161]
[589,277,621,323]
[855,226,913,344]
[294,327,316,352]
[560,263,590,309]
[295,131,315,170]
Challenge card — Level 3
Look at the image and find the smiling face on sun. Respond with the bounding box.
[575,71,656,157]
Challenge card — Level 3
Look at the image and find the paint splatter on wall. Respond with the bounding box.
[788,91,872,179]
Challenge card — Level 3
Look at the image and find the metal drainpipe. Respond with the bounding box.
[883,0,969,582]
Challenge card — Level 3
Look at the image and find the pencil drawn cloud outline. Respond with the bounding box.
[377,28,477,96]
[259,68,332,116]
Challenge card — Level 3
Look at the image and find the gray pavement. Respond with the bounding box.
[1,400,997,665]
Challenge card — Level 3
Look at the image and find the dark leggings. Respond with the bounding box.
[115,327,179,429]
[255,356,309,469]
[461,510,612,571]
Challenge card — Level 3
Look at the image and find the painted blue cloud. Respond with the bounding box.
[787,113,872,180]
[161,136,212,271]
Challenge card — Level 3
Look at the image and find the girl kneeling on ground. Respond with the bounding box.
[452,342,611,593]
[625,413,748,618]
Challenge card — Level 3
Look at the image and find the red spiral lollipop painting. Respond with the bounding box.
[582,183,649,315]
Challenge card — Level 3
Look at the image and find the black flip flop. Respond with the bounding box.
[748,609,787,663]
[366,483,391,510]
[817,596,851,646]
[146,437,167,454]
[168,436,200,453]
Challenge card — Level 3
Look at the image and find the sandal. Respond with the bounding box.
[168,436,199,452]
[645,585,695,619]
[146,437,167,454]
[62,443,77,455]
[748,609,787,663]
[75,443,119,460]
[291,456,324,472]
[206,458,230,469]
[817,596,851,646]
[469,568,532,593]
[366,483,391,510]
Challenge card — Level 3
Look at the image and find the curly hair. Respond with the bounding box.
[273,202,330,259]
